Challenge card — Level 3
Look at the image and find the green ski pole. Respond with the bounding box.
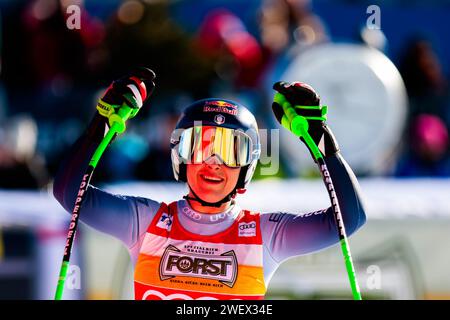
[54,104,135,300]
[274,93,362,300]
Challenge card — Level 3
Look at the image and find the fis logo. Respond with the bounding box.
[156,213,173,231]
[238,221,256,237]
[214,114,225,125]
[159,245,238,287]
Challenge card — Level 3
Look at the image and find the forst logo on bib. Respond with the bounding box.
[159,245,238,287]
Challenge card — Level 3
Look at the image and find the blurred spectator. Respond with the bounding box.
[395,114,450,177]
[103,0,216,101]
[194,0,330,91]
[197,8,264,89]
[395,38,450,177]
[0,0,110,181]
[259,0,329,56]
[399,38,450,124]
[0,115,49,189]
[2,0,104,113]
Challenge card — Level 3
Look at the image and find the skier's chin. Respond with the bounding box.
[195,188,227,203]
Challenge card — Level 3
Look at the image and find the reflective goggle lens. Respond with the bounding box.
[178,126,256,167]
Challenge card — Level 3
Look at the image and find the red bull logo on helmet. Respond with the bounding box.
[203,101,238,116]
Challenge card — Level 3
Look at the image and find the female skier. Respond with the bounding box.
[54,69,366,300]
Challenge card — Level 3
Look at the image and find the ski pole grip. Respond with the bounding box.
[273,93,323,160]
[274,93,309,137]
[108,104,133,134]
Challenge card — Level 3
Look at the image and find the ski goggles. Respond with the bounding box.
[175,126,260,167]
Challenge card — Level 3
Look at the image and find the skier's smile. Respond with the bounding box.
[200,172,225,184]
[186,156,241,209]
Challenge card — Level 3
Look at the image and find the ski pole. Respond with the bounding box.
[54,104,135,300]
[274,93,362,300]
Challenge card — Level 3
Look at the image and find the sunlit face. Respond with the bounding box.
[186,156,241,203]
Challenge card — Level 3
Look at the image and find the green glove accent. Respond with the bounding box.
[96,92,142,134]
[274,93,328,135]
[96,99,114,118]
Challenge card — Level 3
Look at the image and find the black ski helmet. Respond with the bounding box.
[170,98,261,201]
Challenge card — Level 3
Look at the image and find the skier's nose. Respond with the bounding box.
[204,155,223,169]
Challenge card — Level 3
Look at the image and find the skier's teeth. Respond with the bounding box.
[202,175,222,181]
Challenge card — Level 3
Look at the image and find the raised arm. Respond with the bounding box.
[53,69,160,248]
[262,81,367,263]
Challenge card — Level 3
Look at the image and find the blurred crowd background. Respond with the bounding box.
[0,0,450,300]
[0,0,449,189]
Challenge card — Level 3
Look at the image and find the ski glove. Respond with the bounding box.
[97,67,156,132]
[272,81,339,159]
